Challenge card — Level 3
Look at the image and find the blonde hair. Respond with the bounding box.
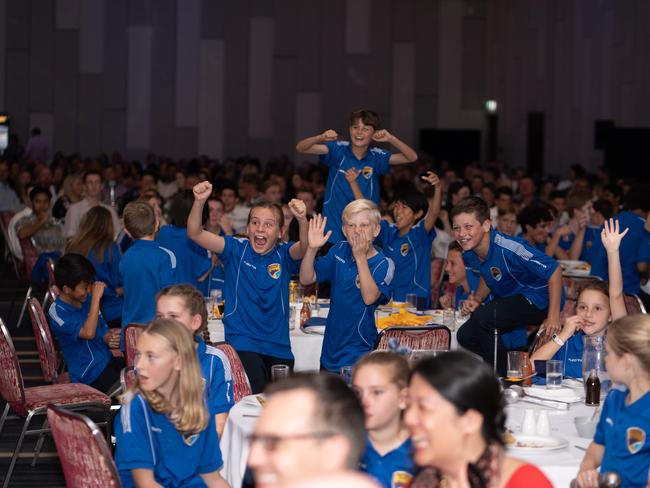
[156,284,210,343]
[66,206,115,263]
[342,199,381,226]
[124,318,209,434]
[123,201,156,239]
[607,314,650,376]
[352,351,410,389]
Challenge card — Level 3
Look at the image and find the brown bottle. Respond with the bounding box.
[521,352,533,386]
[585,369,601,406]
[300,299,311,328]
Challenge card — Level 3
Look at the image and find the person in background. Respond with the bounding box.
[517,204,572,259]
[406,351,552,487]
[64,170,120,239]
[24,127,50,164]
[52,173,83,221]
[0,160,22,212]
[496,205,518,237]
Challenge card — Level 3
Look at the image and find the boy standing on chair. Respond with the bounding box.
[48,253,123,393]
[451,197,564,374]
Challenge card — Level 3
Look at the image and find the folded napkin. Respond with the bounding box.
[376,309,432,329]
[523,386,582,403]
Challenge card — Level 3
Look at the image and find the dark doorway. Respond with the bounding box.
[419,129,481,172]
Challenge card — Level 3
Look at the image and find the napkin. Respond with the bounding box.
[376,309,432,329]
[523,386,582,403]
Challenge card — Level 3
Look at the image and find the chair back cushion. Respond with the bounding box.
[0,318,26,412]
[124,324,146,368]
[430,258,446,306]
[28,297,60,383]
[216,343,252,402]
[376,326,451,352]
[623,294,646,315]
[47,405,121,487]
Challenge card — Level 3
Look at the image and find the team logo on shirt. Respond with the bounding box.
[627,427,646,454]
[391,470,413,488]
[183,433,199,446]
[400,243,409,256]
[490,266,503,281]
[362,166,373,179]
[585,240,593,249]
[267,263,282,279]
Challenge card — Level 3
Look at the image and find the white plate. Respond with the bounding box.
[507,435,569,453]
[558,260,588,267]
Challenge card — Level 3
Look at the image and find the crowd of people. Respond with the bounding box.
[1,109,650,487]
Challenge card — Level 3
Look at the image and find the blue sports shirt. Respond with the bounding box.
[551,332,585,379]
[157,225,212,288]
[196,338,234,415]
[88,243,123,322]
[360,437,415,488]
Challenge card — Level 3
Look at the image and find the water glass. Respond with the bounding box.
[443,308,455,329]
[546,359,563,389]
[293,284,304,303]
[271,364,290,381]
[405,293,418,312]
[506,351,524,380]
[340,366,353,386]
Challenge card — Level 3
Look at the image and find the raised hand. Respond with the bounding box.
[307,214,332,249]
[555,224,572,237]
[601,218,629,253]
[344,168,360,183]
[350,232,370,261]
[372,129,393,143]
[421,171,440,187]
[540,316,562,339]
[193,181,213,202]
[288,199,307,221]
[320,129,338,142]
[91,281,106,300]
[562,314,583,336]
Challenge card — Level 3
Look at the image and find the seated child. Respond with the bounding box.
[353,352,415,488]
[300,200,394,371]
[576,314,650,487]
[156,284,233,436]
[495,204,518,237]
[47,253,124,393]
[115,319,228,487]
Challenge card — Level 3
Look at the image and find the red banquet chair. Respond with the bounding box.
[120,366,136,391]
[430,257,446,307]
[27,296,69,384]
[47,404,122,488]
[216,343,252,403]
[124,323,146,368]
[375,325,451,352]
[623,293,646,315]
[0,317,111,488]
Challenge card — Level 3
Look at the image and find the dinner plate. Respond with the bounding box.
[507,435,569,453]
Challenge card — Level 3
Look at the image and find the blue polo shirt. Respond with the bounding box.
[578,226,607,279]
[551,332,585,379]
[611,211,649,294]
[315,242,394,371]
[119,239,177,348]
[115,393,223,488]
[157,225,212,288]
[360,437,415,488]
[320,140,391,243]
[219,236,300,359]
[378,219,436,306]
[594,387,650,487]
[463,228,564,310]
[197,338,233,415]
[47,296,112,384]
[88,243,123,323]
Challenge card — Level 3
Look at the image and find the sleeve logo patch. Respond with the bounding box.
[627,427,646,454]
[267,263,282,279]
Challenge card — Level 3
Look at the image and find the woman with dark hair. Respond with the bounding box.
[405,351,551,488]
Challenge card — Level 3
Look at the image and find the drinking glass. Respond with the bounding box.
[443,308,455,329]
[546,359,563,389]
[405,293,418,312]
[340,366,353,386]
[271,364,290,381]
[506,351,524,381]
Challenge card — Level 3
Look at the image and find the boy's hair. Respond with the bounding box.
[607,314,650,376]
[592,198,615,220]
[123,201,156,239]
[217,179,238,194]
[495,186,513,198]
[497,204,518,218]
[566,189,592,217]
[125,319,209,434]
[54,253,96,290]
[169,189,205,228]
[156,284,209,343]
[602,183,623,201]
[548,190,567,201]
[518,204,553,231]
[29,185,51,202]
[449,196,490,224]
[623,183,650,212]
[342,199,381,226]
[247,201,285,230]
[83,169,102,182]
[261,180,281,193]
[352,351,410,390]
[447,240,463,253]
[393,190,428,219]
[349,109,381,130]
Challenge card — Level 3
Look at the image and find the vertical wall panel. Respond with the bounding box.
[296,1,321,91]
[248,17,274,139]
[175,0,200,127]
[390,43,416,146]
[295,92,322,147]
[54,30,78,153]
[198,39,224,158]
[5,51,30,139]
[79,0,104,73]
[201,0,225,38]
[78,74,103,155]
[103,0,127,110]
[28,112,54,151]
[55,0,79,29]
[0,0,7,107]
[102,109,126,155]
[126,26,152,153]
[5,0,30,50]
[345,0,370,54]
[271,56,296,158]
[414,0,439,130]
[30,0,55,112]
[320,0,346,129]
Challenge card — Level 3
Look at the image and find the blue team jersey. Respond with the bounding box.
[157,225,212,288]
[119,240,178,348]
[315,242,394,371]
[115,393,223,488]
[219,236,300,359]
[360,437,415,488]
[551,332,585,379]
[610,211,648,294]
[47,296,111,384]
[378,219,436,306]
[320,140,391,242]
[579,226,607,280]
[196,338,234,415]
[88,243,123,322]
[463,228,564,310]
[594,387,650,487]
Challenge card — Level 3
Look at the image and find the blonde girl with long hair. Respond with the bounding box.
[115,319,229,488]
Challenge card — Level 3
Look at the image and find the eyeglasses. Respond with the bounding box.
[248,431,336,452]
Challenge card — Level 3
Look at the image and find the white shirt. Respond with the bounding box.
[64,198,121,238]
[7,207,33,260]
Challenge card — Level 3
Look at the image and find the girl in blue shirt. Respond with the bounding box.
[352,351,416,488]
[156,284,234,437]
[115,319,228,488]
[577,314,650,488]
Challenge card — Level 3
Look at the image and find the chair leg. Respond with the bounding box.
[2,412,34,488]
[493,328,498,373]
[31,416,49,468]
[15,285,32,329]
[0,403,10,437]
